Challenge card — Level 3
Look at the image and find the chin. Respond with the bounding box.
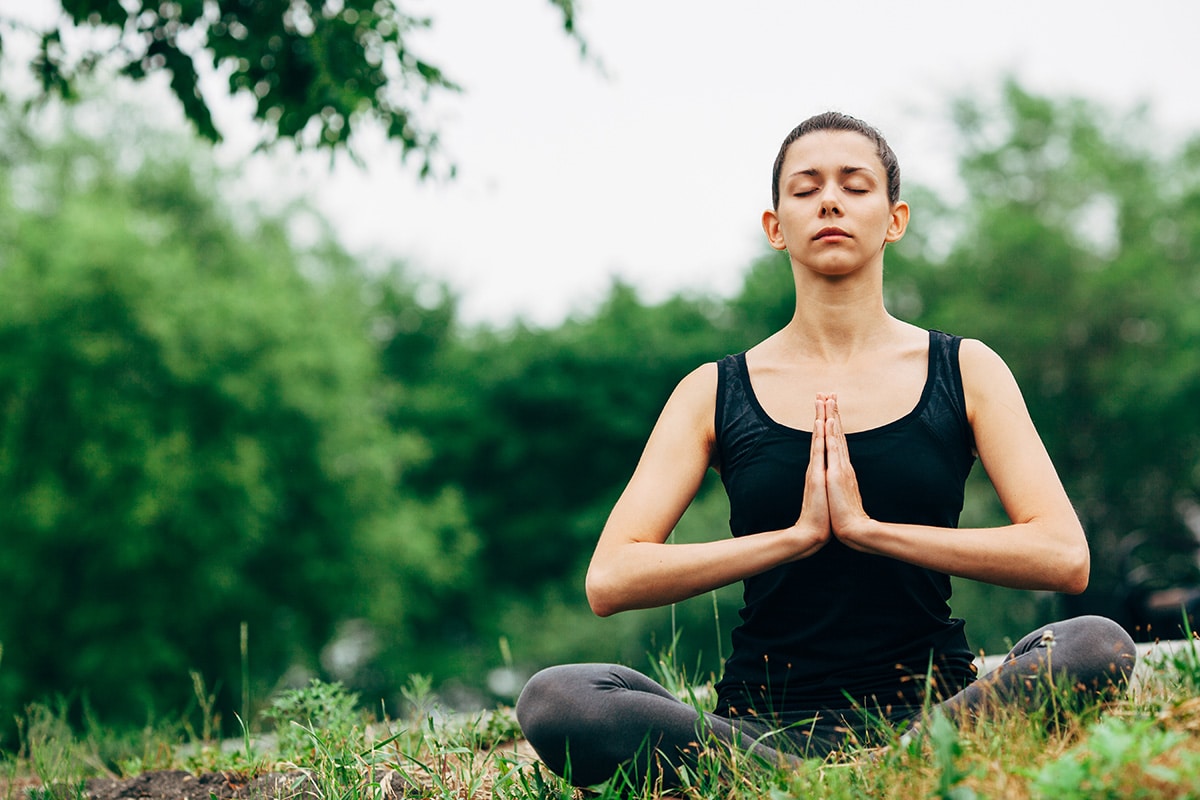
[806,260,867,277]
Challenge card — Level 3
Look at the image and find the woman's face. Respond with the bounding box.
[763,130,908,276]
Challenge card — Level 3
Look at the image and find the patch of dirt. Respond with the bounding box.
[85,770,278,800]
[83,768,420,800]
[63,739,544,800]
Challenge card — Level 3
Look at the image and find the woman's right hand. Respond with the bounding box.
[789,394,833,559]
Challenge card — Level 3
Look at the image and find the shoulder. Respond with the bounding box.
[640,362,721,463]
[957,338,1015,380]
[956,338,1027,422]
[668,361,720,417]
[957,337,1008,372]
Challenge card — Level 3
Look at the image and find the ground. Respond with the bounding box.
[10,739,542,800]
[86,770,306,800]
[82,768,419,800]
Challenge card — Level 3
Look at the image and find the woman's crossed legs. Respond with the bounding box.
[516,615,1137,789]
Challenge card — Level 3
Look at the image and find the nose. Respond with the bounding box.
[818,186,842,217]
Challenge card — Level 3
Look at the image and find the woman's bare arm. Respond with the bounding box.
[585,364,831,617]
[827,339,1089,593]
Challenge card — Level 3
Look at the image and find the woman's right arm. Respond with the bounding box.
[585,363,831,617]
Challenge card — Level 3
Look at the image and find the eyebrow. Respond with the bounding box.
[789,166,874,179]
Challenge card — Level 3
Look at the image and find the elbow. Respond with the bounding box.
[1059,571,1089,596]
[589,601,618,618]
[587,593,618,618]
[1056,542,1091,595]
[585,565,621,618]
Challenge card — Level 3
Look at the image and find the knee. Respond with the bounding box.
[516,664,629,786]
[1078,614,1136,666]
[1059,615,1138,687]
[516,664,616,750]
[515,666,578,777]
[516,665,573,743]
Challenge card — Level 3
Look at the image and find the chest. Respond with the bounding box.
[744,351,928,433]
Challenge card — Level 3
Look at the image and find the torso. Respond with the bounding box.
[711,328,979,719]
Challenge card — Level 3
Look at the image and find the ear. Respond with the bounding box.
[885,200,910,243]
[761,208,788,251]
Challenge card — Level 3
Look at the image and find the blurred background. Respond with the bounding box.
[1,0,1198,742]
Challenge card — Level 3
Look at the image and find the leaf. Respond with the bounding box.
[33,29,71,99]
[152,38,220,142]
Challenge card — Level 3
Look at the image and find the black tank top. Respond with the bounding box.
[712,330,978,721]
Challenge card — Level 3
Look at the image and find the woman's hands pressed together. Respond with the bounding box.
[790,395,833,557]
[792,394,877,557]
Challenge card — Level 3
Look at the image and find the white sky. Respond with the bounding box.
[8,1,1200,325]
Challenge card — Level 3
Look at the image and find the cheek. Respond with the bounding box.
[865,207,897,237]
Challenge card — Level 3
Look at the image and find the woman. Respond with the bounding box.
[516,112,1136,789]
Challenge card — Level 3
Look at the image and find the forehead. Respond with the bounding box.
[781,130,884,176]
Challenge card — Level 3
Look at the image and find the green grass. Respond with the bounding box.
[6,641,1200,800]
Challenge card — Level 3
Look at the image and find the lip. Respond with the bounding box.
[814,227,851,240]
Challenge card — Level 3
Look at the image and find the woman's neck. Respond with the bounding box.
[776,265,897,362]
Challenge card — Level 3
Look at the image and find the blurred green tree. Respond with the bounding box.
[896,81,1200,641]
[0,104,477,735]
[1,0,583,171]
[379,282,741,679]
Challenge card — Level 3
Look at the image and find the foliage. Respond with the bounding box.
[17,702,91,800]
[1032,716,1200,798]
[899,80,1200,637]
[261,680,364,764]
[0,103,476,737]
[1,0,583,168]
[377,282,740,680]
[925,710,979,800]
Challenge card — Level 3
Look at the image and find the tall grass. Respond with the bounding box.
[6,637,1200,799]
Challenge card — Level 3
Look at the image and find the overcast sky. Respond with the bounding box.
[9,1,1200,325]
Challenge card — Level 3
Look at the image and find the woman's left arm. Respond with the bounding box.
[828,338,1090,593]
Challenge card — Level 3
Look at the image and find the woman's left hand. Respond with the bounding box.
[820,395,876,549]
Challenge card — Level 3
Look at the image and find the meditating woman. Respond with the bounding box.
[516,111,1137,789]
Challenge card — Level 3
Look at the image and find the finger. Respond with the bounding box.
[825,407,856,480]
[810,398,829,477]
[824,399,841,449]
[820,398,830,453]
[827,413,851,473]
[808,409,826,487]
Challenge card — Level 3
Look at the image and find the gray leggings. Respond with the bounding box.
[515,615,1136,788]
